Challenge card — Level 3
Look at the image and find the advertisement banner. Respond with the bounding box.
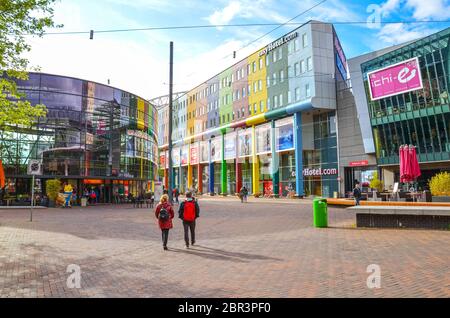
[276,121,294,152]
[190,142,199,165]
[181,145,189,166]
[200,140,209,163]
[256,124,271,154]
[238,129,252,158]
[210,138,222,162]
[367,57,423,101]
[172,147,180,166]
[224,133,236,160]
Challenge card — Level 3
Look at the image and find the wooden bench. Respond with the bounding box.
[349,206,450,230]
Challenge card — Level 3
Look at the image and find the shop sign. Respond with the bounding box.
[181,145,189,166]
[238,129,252,158]
[224,133,236,159]
[210,138,222,162]
[259,32,298,56]
[303,168,338,176]
[349,160,369,167]
[276,122,294,152]
[190,143,199,165]
[367,57,423,101]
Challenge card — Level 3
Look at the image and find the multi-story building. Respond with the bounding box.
[1,73,159,203]
[159,21,346,197]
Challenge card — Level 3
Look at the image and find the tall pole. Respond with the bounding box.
[30,175,34,222]
[168,41,174,203]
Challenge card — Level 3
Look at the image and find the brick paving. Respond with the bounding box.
[0,197,449,298]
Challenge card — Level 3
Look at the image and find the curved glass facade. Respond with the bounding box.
[1,73,158,202]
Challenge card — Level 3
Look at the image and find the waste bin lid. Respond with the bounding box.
[313,197,327,203]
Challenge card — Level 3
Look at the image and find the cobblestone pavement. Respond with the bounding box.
[0,197,449,298]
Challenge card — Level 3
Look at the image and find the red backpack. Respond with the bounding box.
[183,200,196,222]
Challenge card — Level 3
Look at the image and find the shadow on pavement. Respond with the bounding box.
[168,244,282,263]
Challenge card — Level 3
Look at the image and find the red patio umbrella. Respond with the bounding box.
[410,146,421,180]
[0,159,5,188]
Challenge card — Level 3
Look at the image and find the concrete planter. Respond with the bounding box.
[432,196,450,202]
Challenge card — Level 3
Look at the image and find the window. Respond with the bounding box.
[247,64,251,75]
[241,107,245,117]
[241,68,244,79]
[232,111,235,120]
[248,105,251,114]
[272,73,277,85]
[288,65,293,78]
[242,87,246,98]
[253,103,257,113]
[226,94,230,104]
[260,101,264,112]
[272,52,276,63]
[254,82,257,93]
[237,90,240,100]
[259,58,263,69]
[294,62,300,76]
[280,70,284,83]
[301,60,306,73]
[305,84,311,97]
[265,54,269,66]
[295,87,300,101]
[226,76,230,86]
[307,57,313,71]
[258,80,262,91]
[227,113,230,122]
[267,98,271,110]
[231,73,234,83]
[252,61,256,73]
[278,48,282,60]
[302,33,308,47]
[236,70,240,81]
[274,95,279,108]
[288,41,294,54]
[248,84,251,96]
[279,93,283,106]
[294,38,299,51]
[288,90,292,103]
[267,76,271,87]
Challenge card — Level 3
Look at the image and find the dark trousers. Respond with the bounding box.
[355,197,361,206]
[161,229,169,247]
[183,220,196,246]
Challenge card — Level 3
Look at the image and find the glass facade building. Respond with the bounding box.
[361,27,450,189]
[1,73,158,203]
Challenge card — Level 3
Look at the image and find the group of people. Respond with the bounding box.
[154,191,200,251]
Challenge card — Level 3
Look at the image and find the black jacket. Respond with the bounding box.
[178,199,200,220]
[353,187,362,198]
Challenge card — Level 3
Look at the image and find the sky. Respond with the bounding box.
[25,0,450,100]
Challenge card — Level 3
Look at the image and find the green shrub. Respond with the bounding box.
[46,179,61,201]
[429,172,450,196]
[369,171,384,192]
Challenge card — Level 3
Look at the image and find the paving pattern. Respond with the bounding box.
[0,197,449,298]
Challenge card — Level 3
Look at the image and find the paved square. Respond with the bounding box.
[0,197,449,297]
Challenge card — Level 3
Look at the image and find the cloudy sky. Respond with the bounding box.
[25,0,450,100]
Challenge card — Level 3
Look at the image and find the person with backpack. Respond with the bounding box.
[353,182,362,206]
[239,186,248,203]
[155,194,175,251]
[178,191,200,249]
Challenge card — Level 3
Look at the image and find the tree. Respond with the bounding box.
[0,0,61,129]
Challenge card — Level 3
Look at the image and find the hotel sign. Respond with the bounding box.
[349,160,369,167]
[367,57,423,101]
[259,32,298,56]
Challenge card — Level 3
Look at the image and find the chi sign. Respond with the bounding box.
[367,57,423,101]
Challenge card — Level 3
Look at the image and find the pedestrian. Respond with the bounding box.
[155,194,174,251]
[63,182,73,208]
[173,187,180,204]
[353,182,362,206]
[240,185,248,203]
[178,191,200,249]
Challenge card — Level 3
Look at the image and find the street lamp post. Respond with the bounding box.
[168,41,174,203]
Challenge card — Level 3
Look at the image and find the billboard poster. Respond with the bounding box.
[160,153,166,168]
[210,138,222,162]
[190,142,199,165]
[256,124,271,154]
[238,129,252,158]
[126,134,135,157]
[224,133,236,159]
[200,140,209,163]
[367,57,423,101]
[172,147,180,166]
[334,33,348,81]
[276,121,294,152]
[181,145,189,166]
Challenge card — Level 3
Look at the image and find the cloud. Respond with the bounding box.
[405,0,450,20]
[207,1,242,27]
[374,23,440,47]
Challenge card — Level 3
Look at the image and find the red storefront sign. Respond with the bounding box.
[349,160,369,167]
[190,144,199,165]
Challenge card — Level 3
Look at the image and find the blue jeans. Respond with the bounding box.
[64,192,72,207]
[355,197,361,206]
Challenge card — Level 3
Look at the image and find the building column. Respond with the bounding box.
[271,120,280,198]
[221,132,227,195]
[164,167,168,190]
[251,125,259,195]
[208,139,214,194]
[235,130,242,194]
[187,144,193,190]
[197,163,203,194]
[294,112,304,197]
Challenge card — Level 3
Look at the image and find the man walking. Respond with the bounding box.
[178,191,200,249]
[353,182,362,206]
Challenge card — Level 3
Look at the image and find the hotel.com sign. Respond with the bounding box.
[259,32,298,56]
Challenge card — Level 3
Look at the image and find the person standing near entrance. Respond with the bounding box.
[353,182,362,206]
[63,182,73,208]
[178,191,200,249]
[155,194,174,251]
[240,186,248,203]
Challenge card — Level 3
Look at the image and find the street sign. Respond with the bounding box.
[27,160,42,175]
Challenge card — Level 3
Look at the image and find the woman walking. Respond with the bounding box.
[155,194,175,251]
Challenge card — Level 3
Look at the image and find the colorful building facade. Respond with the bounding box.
[159,21,345,197]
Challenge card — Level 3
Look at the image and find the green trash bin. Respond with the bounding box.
[313,197,328,228]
